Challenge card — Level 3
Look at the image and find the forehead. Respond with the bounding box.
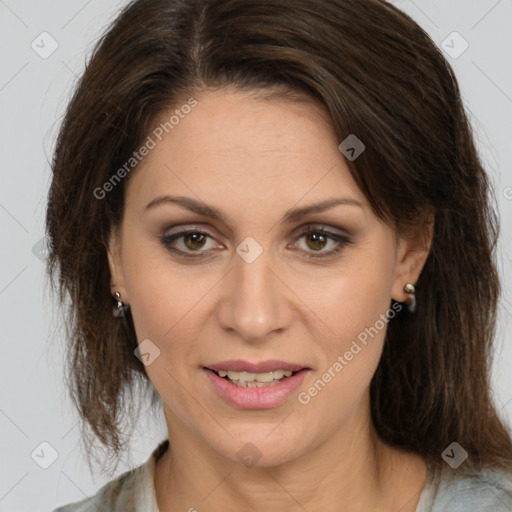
[126,88,366,211]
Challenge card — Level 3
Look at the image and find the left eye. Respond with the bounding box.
[161,226,351,258]
[293,227,351,257]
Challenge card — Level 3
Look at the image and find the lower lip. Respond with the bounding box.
[203,368,310,409]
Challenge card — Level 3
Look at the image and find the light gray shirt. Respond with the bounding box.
[52,440,512,512]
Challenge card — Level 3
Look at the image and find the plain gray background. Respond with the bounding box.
[1,1,511,510]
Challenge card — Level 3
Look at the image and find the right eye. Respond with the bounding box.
[161,229,222,257]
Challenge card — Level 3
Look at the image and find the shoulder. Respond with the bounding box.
[51,440,168,512]
[51,465,144,512]
[417,467,512,512]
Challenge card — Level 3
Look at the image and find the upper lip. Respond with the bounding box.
[204,359,308,373]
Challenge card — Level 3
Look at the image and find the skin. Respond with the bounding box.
[107,87,433,512]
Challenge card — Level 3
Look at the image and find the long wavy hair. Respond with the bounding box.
[46,0,512,478]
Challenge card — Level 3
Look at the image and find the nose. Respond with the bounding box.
[215,244,293,342]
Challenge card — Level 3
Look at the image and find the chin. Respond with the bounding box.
[211,429,309,469]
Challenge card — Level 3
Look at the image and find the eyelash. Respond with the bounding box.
[160,226,352,259]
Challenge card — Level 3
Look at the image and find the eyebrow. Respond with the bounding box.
[144,195,364,223]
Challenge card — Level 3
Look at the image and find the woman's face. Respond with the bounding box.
[108,87,428,467]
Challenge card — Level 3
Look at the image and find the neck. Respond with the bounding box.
[154,395,427,512]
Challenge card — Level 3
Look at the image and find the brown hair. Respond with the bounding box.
[46,0,512,478]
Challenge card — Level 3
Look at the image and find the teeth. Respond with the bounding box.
[216,369,294,383]
[236,380,275,388]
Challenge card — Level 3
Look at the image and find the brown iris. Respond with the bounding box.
[183,233,208,250]
[304,232,327,251]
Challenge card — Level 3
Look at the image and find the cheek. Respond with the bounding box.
[120,240,215,391]
[120,232,191,339]
[314,253,395,342]
[300,249,396,396]
[122,251,203,410]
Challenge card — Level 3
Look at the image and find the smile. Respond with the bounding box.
[215,369,296,387]
[203,364,310,409]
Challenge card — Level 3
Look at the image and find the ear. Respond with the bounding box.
[107,225,129,305]
[391,214,434,303]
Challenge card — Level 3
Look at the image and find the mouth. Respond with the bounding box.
[201,360,311,408]
[203,368,300,388]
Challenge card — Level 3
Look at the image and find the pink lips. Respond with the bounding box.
[203,360,311,409]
